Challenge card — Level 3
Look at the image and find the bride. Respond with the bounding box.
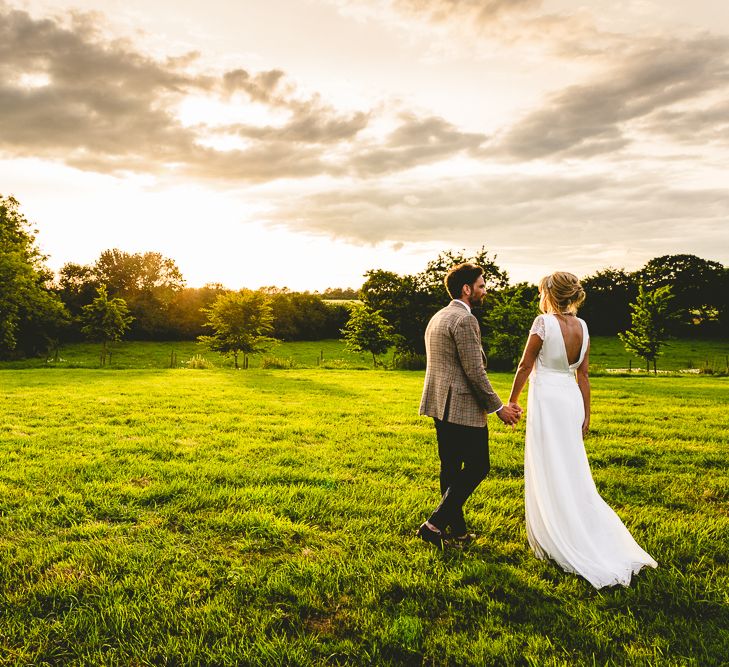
[507,272,657,589]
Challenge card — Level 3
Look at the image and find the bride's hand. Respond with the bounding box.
[582,418,590,437]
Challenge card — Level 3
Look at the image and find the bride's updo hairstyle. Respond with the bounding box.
[538,271,586,315]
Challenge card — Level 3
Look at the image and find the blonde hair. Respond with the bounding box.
[538,272,586,315]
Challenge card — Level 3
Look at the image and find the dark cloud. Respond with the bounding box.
[348,114,487,176]
[227,105,370,145]
[222,68,288,104]
[497,35,729,159]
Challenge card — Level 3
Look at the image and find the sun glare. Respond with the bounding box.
[17,72,51,88]
[175,94,290,128]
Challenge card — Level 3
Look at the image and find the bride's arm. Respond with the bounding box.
[507,334,543,406]
[577,341,591,436]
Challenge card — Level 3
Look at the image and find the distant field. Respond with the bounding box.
[0,367,727,665]
[0,339,386,370]
[589,336,729,373]
[2,336,728,373]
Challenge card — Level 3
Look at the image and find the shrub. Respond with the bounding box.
[392,352,427,370]
[260,356,296,369]
[320,359,369,370]
[186,354,214,369]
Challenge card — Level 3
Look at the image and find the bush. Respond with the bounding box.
[392,352,427,370]
[260,356,296,369]
[185,354,214,369]
[485,355,515,372]
[320,359,369,370]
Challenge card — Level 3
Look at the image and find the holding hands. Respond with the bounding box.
[497,402,523,427]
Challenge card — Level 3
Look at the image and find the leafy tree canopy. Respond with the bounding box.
[636,254,727,333]
[198,290,277,369]
[80,285,134,345]
[361,247,509,355]
[341,304,393,367]
[619,284,677,373]
[484,283,540,370]
[579,268,637,336]
[0,195,68,359]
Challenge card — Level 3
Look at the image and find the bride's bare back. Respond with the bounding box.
[555,314,584,366]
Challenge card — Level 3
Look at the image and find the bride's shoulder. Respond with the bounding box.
[529,313,547,339]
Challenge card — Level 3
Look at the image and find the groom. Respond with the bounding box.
[417,263,521,548]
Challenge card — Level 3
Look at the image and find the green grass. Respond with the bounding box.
[590,336,729,373]
[4,336,729,373]
[0,365,727,665]
[2,339,386,370]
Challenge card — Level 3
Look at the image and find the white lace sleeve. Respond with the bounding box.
[529,315,546,340]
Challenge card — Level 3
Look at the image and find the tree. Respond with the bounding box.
[360,269,435,355]
[320,286,359,300]
[618,284,676,373]
[360,248,510,356]
[57,249,186,340]
[167,283,228,339]
[267,290,350,341]
[485,283,540,370]
[636,254,726,336]
[198,290,276,369]
[94,249,185,295]
[579,268,637,336]
[0,195,68,359]
[94,249,186,339]
[80,285,134,365]
[418,246,509,299]
[341,304,394,367]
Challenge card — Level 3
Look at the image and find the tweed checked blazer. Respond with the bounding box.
[419,301,503,428]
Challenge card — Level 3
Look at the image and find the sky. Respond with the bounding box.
[2,0,728,291]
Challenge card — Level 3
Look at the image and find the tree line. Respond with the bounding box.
[355,248,728,371]
[0,195,348,360]
[2,194,727,370]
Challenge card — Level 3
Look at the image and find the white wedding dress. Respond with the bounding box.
[524,314,657,589]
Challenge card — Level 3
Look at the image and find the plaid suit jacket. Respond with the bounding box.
[419,301,503,428]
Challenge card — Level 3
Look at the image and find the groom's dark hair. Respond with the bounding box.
[445,263,484,300]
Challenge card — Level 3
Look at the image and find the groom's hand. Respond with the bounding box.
[497,404,520,426]
[509,401,523,417]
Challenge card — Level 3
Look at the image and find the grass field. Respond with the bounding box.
[0,340,379,371]
[588,337,729,373]
[1,361,727,665]
[3,336,729,373]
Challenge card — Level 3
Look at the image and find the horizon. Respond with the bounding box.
[3,0,729,292]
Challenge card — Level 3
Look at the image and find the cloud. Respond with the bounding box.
[639,100,729,146]
[496,35,729,159]
[334,0,616,60]
[266,172,729,267]
[0,6,206,164]
[392,0,541,26]
[0,5,486,182]
[348,113,488,175]
[1,1,727,273]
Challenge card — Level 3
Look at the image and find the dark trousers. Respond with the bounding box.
[428,418,490,533]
